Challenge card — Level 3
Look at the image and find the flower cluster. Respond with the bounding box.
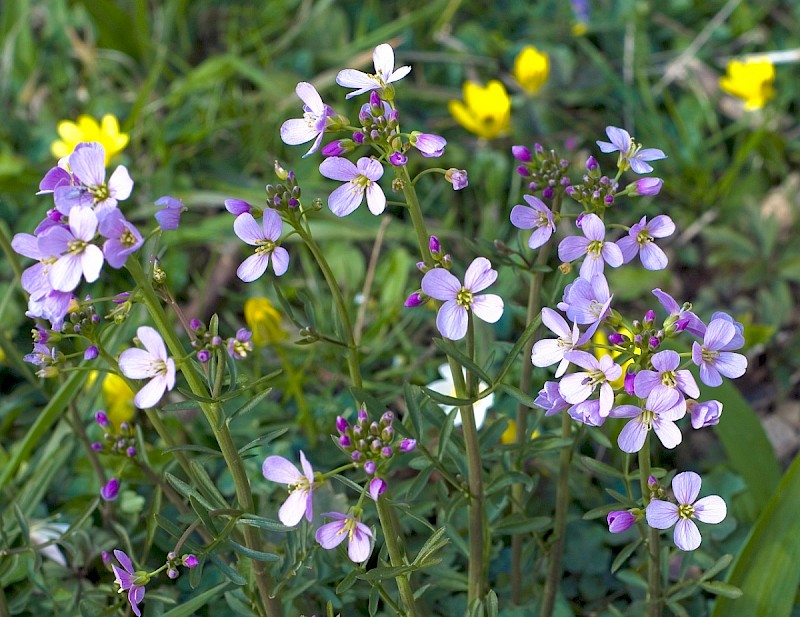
[110,549,198,616]
[189,319,254,362]
[92,410,137,457]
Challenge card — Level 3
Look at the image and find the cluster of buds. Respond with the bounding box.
[63,295,100,336]
[92,411,137,457]
[512,143,571,200]
[353,91,400,153]
[106,291,134,324]
[23,337,62,378]
[189,319,254,362]
[565,156,619,209]
[404,236,451,307]
[335,407,416,475]
[265,161,301,210]
[165,551,199,579]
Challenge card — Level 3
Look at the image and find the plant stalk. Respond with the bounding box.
[376,494,419,617]
[639,438,662,617]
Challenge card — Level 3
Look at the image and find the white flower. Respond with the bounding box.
[336,43,411,99]
[118,326,176,409]
[427,363,493,429]
[29,520,70,566]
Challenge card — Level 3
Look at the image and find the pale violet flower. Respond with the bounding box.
[112,549,147,617]
[558,213,623,278]
[609,388,684,453]
[54,142,133,215]
[558,350,621,417]
[596,126,667,174]
[617,215,675,270]
[421,257,504,341]
[510,195,555,250]
[646,471,726,551]
[336,43,411,99]
[319,157,386,217]
[233,211,289,281]
[410,132,446,157]
[262,451,315,526]
[634,349,699,415]
[280,82,338,157]
[315,512,373,563]
[118,326,176,409]
[427,363,493,429]
[531,308,584,377]
[38,206,104,292]
[558,274,613,338]
[688,399,723,429]
[534,381,570,416]
[691,318,747,387]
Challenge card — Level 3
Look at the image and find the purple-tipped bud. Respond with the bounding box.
[560,176,571,186]
[182,554,199,568]
[534,143,544,154]
[445,168,468,190]
[429,235,441,254]
[380,411,394,426]
[674,318,690,333]
[516,165,531,177]
[197,349,210,363]
[543,187,555,199]
[404,292,423,308]
[607,510,636,533]
[624,372,636,396]
[565,186,576,196]
[399,438,416,453]
[576,213,585,227]
[189,319,203,331]
[371,439,382,452]
[358,408,369,423]
[369,477,387,501]
[381,446,393,458]
[648,475,658,488]
[369,421,380,436]
[364,460,376,475]
[369,90,382,109]
[389,151,408,166]
[608,333,626,345]
[100,478,120,501]
[645,309,656,324]
[512,145,532,162]
[167,551,177,561]
[634,334,643,345]
[96,410,110,427]
[416,261,426,272]
[381,426,394,442]
[353,131,365,144]
[604,195,614,205]
[322,141,346,157]
[631,177,663,196]
[353,424,363,437]
[648,336,660,349]
[336,416,349,433]
[529,182,538,191]
[412,133,446,158]
[102,551,111,565]
[224,199,252,216]
[167,568,179,579]
[84,346,98,360]
[127,447,137,457]
[339,435,351,448]
[586,156,599,171]
[351,451,362,462]
[91,442,103,451]
[47,208,64,222]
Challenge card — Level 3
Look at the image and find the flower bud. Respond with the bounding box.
[404,292,423,308]
[274,160,289,181]
[358,408,369,423]
[429,235,441,254]
[630,177,663,196]
[369,477,387,501]
[607,510,636,533]
[586,156,599,171]
[648,336,660,349]
[339,435,351,448]
[182,554,199,568]
[512,145,532,162]
[127,447,137,457]
[96,410,110,427]
[624,372,636,396]
[322,140,346,157]
[197,349,210,363]
[399,438,416,453]
[336,416,349,433]
[380,411,394,426]
[381,446,393,458]
[101,478,120,501]
[445,168,468,190]
[389,151,408,166]
[84,346,99,360]
[364,460,376,475]
[608,333,626,345]
[167,568,179,579]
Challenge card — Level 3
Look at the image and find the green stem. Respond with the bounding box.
[638,439,662,617]
[394,165,433,269]
[296,228,362,389]
[0,583,9,617]
[126,259,282,617]
[541,411,572,617]
[376,494,419,617]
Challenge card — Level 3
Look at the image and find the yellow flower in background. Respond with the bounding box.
[500,420,540,445]
[51,114,129,163]
[719,59,775,110]
[244,298,286,347]
[449,80,511,140]
[86,371,136,429]
[513,46,550,94]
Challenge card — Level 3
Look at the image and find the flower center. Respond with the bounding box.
[636,229,654,246]
[588,299,604,320]
[232,339,253,358]
[583,368,607,387]
[92,184,110,202]
[586,239,604,257]
[255,240,276,256]
[352,175,372,191]
[152,359,168,376]
[67,239,87,255]
[120,229,137,248]
[639,408,655,429]
[701,347,719,363]
[660,370,677,388]
[455,287,474,309]
[677,503,695,519]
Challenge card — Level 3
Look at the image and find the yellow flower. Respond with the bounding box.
[500,420,540,445]
[719,59,775,110]
[51,114,129,163]
[449,80,511,140]
[513,46,549,95]
[244,298,286,347]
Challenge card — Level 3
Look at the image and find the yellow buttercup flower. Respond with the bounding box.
[449,80,511,140]
[500,419,540,445]
[244,298,286,347]
[51,114,129,163]
[103,373,136,428]
[513,46,549,95]
[719,59,775,110]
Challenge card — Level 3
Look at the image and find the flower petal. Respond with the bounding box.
[674,518,701,551]
[133,375,167,409]
[471,294,503,324]
[421,268,461,301]
[437,300,468,340]
[373,43,395,76]
[319,157,359,182]
[464,257,497,292]
[617,417,648,453]
[672,471,702,505]
[119,348,157,380]
[262,456,302,484]
[233,213,264,245]
[237,254,269,282]
[278,488,308,527]
[646,500,679,529]
[271,247,290,276]
[315,520,347,549]
[262,209,283,241]
[280,118,318,146]
[137,326,167,360]
[296,81,324,112]
[328,182,363,217]
[365,183,386,215]
[694,495,727,524]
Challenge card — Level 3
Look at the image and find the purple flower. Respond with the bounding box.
[559,350,621,417]
[609,389,684,453]
[446,168,469,190]
[38,206,104,292]
[688,399,723,429]
[646,471,726,551]
[652,288,705,336]
[182,554,199,568]
[510,195,556,250]
[568,399,608,427]
[369,477,387,501]
[55,143,133,214]
[607,510,637,533]
[315,512,374,563]
[558,274,613,337]
[227,328,253,359]
[421,258,504,340]
[411,132,446,157]
[319,157,386,216]
[336,43,411,99]
[98,209,143,269]
[596,126,667,174]
[280,82,338,157]
[154,196,185,230]
[399,438,416,452]
[233,211,289,281]
[691,318,748,386]
[630,177,663,196]
[118,326,177,409]
[633,349,699,415]
[531,308,583,377]
[262,451,315,526]
[111,549,147,617]
[84,345,99,360]
[224,199,252,216]
[558,213,623,278]
[389,151,408,166]
[512,145,532,162]
[617,215,674,270]
[534,381,570,416]
[695,312,745,349]
[101,477,120,501]
[38,165,73,195]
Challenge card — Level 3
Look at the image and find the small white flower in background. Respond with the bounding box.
[427,363,493,429]
[29,520,70,566]
[336,43,411,99]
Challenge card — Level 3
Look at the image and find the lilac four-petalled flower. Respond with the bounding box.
[319,157,386,217]
[262,451,315,527]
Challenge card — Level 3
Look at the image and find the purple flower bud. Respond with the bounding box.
[542,187,555,199]
[47,208,63,222]
[353,131,365,144]
[634,334,643,345]
[631,177,663,196]
[91,442,103,451]
[353,424,363,437]
[381,446,393,458]
[84,346,99,360]
[404,292,423,308]
[576,213,585,227]
[429,235,441,254]
[648,336,660,349]
[369,421,380,436]
[336,416,349,433]
[102,551,111,565]
[412,133,447,158]
[608,333,626,345]
[516,165,531,177]
[225,199,252,216]
[371,439,382,452]
[167,568,179,579]
[96,410,110,427]
[380,411,394,426]
[512,145,532,162]
[351,451,362,462]
[624,372,636,396]
[182,554,199,568]
[399,438,416,453]
[565,186,576,196]
[445,168,468,190]
[154,196,185,230]
[381,426,394,442]
[560,176,571,186]
[648,475,658,488]
[674,318,690,333]
[604,195,614,205]
[369,90,382,109]
[389,151,408,166]
[358,408,369,423]
[364,460,376,475]
[369,477,387,501]
[167,551,176,561]
[112,292,130,304]
[607,510,636,533]
[190,319,203,331]
[416,261,426,272]
[534,143,544,154]
[529,182,538,191]
[127,447,137,457]
[645,309,655,324]
[211,336,222,346]
[586,156,599,171]
[322,141,345,157]
[339,435,351,448]
[101,478,120,501]
[197,349,210,363]
[388,110,399,123]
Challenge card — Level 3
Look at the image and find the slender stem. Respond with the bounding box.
[394,165,433,269]
[297,228,362,389]
[541,411,572,617]
[126,258,282,617]
[0,583,9,617]
[638,439,662,617]
[376,495,419,617]
[354,216,390,344]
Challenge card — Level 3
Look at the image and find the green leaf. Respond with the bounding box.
[432,338,493,384]
[161,582,231,616]
[711,453,800,617]
[237,515,289,533]
[611,538,642,574]
[228,540,280,561]
[492,514,551,535]
[578,455,625,479]
[496,383,538,408]
[700,581,742,599]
